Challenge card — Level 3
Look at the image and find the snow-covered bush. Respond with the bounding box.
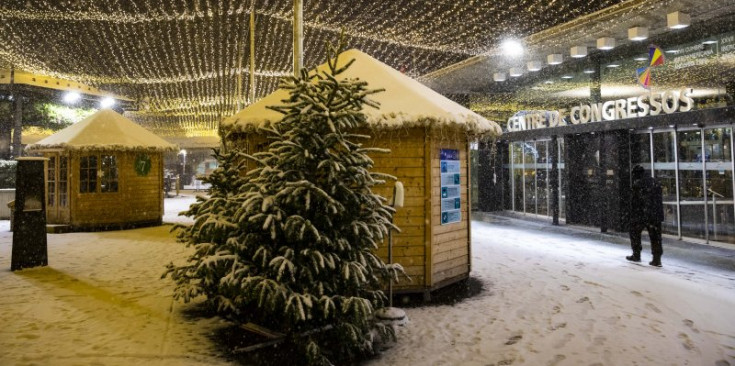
[165,39,404,365]
[0,160,17,188]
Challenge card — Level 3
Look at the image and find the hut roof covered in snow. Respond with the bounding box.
[223,49,502,137]
[27,109,177,152]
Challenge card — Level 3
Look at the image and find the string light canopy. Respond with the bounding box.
[0,0,627,138]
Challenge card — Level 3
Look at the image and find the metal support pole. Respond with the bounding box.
[292,0,303,76]
[249,0,256,103]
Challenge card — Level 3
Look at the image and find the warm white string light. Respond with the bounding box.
[0,0,625,136]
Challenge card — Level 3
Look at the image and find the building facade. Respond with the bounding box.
[477,15,735,245]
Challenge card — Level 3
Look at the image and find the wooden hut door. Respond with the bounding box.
[46,153,70,224]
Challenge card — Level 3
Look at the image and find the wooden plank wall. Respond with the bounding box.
[430,138,471,286]
[366,129,427,291]
[69,151,163,227]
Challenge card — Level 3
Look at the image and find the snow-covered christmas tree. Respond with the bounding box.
[165,38,404,365]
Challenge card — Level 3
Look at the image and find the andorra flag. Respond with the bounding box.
[636,44,665,89]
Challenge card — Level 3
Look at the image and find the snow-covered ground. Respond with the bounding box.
[161,192,199,225]
[1,199,734,365]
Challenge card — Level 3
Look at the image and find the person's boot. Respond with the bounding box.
[649,258,662,267]
[626,253,641,262]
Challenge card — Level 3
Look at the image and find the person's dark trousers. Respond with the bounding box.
[629,222,645,257]
[629,222,663,259]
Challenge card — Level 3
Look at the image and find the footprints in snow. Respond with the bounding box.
[645,303,662,314]
[504,334,523,345]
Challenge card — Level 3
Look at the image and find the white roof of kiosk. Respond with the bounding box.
[223,49,502,137]
[27,109,177,152]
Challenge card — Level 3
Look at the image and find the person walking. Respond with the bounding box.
[627,165,664,267]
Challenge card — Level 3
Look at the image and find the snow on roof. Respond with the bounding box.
[223,49,502,137]
[26,109,177,152]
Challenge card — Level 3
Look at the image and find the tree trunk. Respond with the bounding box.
[12,97,22,158]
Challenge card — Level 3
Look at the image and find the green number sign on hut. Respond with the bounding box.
[222,49,501,298]
[26,109,177,230]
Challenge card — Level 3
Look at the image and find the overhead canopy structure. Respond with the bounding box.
[0,0,628,138]
[27,109,176,152]
[224,49,502,137]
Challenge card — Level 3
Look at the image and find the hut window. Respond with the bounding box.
[47,156,56,206]
[80,155,98,193]
[100,155,118,193]
[59,156,68,206]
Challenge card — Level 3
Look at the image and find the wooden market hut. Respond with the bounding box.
[222,49,502,297]
[26,109,176,230]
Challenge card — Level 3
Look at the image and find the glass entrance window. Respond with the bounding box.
[704,128,734,243]
[653,131,678,234]
[677,129,706,240]
[523,141,537,214]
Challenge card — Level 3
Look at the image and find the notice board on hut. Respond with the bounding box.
[440,149,461,225]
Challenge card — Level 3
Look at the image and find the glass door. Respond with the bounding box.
[703,127,734,242]
[677,129,706,240]
[652,131,679,236]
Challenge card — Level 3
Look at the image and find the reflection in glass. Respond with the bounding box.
[677,130,705,240]
[704,128,734,242]
[653,132,678,234]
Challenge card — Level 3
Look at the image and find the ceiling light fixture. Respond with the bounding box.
[547,54,563,65]
[628,26,649,41]
[493,72,507,82]
[527,61,542,72]
[509,68,523,77]
[667,11,690,29]
[570,46,587,58]
[596,37,616,50]
[583,69,595,74]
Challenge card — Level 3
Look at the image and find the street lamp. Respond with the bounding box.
[179,149,187,176]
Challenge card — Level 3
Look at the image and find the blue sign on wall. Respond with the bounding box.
[440,149,461,225]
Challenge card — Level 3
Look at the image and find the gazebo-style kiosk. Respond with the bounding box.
[26,109,176,230]
[222,49,501,296]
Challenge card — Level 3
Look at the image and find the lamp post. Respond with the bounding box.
[179,149,187,191]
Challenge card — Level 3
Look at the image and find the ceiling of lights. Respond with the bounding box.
[0,0,629,139]
[423,0,735,95]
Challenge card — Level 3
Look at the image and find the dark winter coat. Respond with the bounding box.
[630,175,664,225]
